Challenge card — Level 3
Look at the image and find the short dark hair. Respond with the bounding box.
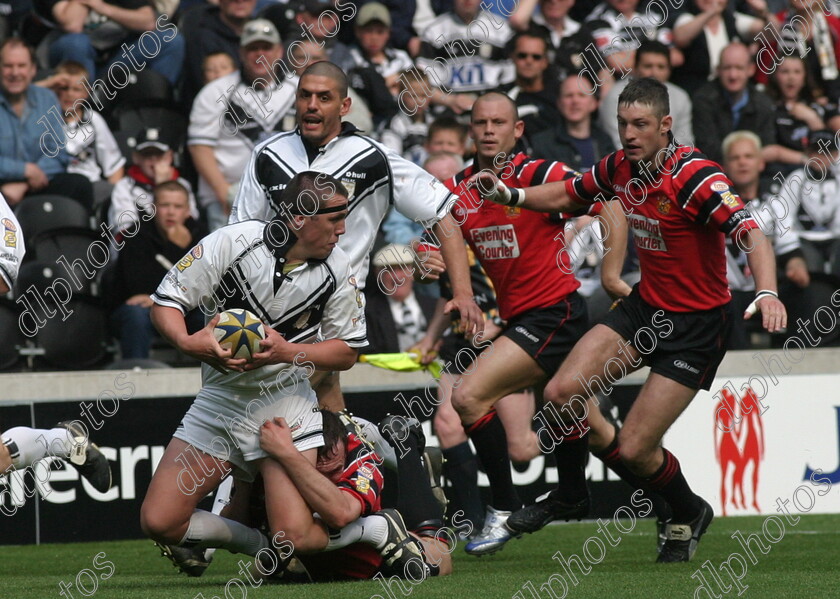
[428,116,468,144]
[278,170,349,218]
[301,61,349,98]
[154,180,190,202]
[0,37,36,66]
[318,409,346,462]
[509,30,549,58]
[618,77,670,120]
[635,40,670,68]
[472,91,520,121]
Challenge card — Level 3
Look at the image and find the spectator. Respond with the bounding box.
[109,127,198,231]
[693,41,776,165]
[775,0,840,101]
[671,0,777,95]
[381,68,436,165]
[0,38,93,209]
[509,0,608,83]
[40,60,125,206]
[530,74,614,170]
[188,19,297,231]
[764,54,835,176]
[497,31,561,148]
[109,180,204,359]
[363,243,437,354]
[202,51,237,84]
[721,130,808,348]
[181,0,257,107]
[599,40,694,148]
[417,0,514,99]
[425,116,469,157]
[289,0,352,67]
[586,0,681,79]
[39,0,185,85]
[342,3,414,97]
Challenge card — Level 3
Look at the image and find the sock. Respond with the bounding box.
[592,435,671,521]
[325,514,389,551]
[442,442,483,526]
[549,419,590,504]
[463,409,519,512]
[2,427,78,468]
[391,427,444,530]
[644,449,701,522]
[180,509,269,556]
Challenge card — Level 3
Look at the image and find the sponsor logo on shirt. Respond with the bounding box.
[627,214,668,252]
[470,224,520,260]
[2,218,17,248]
[176,244,204,272]
[657,197,671,215]
[718,190,740,209]
[711,181,729,192]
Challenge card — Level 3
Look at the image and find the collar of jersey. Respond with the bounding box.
[298,121,361,156]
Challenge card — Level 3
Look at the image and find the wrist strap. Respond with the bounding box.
[754,289,778,301]
[508,186,526,207]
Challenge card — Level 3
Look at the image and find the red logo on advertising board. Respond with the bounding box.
[714,387,765,515]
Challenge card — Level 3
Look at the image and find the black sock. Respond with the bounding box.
[442,442,484,526]
[464,409,520,512]
[549,419,590,504]
[592,435,672,521]
[390,426,444,530]
[645,449,701,522]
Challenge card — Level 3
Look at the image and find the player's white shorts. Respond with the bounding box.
[173,384,324,481]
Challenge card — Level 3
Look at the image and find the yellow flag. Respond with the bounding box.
[358,353,442,379]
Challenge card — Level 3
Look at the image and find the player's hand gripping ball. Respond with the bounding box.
[213,309,267,360]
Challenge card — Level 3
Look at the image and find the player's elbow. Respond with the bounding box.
[335,347,358,371]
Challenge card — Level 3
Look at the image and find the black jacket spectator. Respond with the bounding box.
[529,119,614,170]
[363,290,437,355]
[181,4,243,107]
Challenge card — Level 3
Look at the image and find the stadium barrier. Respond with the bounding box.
[2,347,839,544]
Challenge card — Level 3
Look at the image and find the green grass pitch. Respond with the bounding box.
[1,514,834,599]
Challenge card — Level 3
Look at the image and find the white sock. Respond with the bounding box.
[2,427,76,468]
[325,515,390,551]
[180,509,269,557]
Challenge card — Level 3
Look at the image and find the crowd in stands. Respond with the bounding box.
[1,0,840,368]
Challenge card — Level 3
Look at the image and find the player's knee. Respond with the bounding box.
[616,436,651,472]
[508,433,538,463]
[543,380,575,407]
[139,504,183,544]
[449,386,473,417]
[433,411,465,447]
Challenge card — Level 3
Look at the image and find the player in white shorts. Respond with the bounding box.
[140,171,367,568]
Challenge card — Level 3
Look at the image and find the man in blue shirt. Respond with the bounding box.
[0,38,92,209]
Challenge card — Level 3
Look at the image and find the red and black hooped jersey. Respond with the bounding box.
[565,140,760,312]
[445,153,592,321]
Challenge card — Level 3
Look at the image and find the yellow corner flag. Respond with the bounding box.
[358,352,443,379]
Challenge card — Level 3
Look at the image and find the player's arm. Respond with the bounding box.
[433,214,484,336]
[598,200,632,299]
[739,227,787,332]
[248,334,358,371]
[0,196,24,293]
[260,418,362,529]
[410,297,448,364]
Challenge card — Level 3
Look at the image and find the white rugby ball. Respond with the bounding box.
[213,308,267,360]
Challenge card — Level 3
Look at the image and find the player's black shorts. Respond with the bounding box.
[439,331,483,375]
[600,285,732,391]
[501,292,589,376]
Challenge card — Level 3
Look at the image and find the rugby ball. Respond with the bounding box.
[213,309,267,360]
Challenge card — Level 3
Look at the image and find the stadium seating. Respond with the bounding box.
[0,298,23,371]
[14,195,92,246]
[28,228,105,295]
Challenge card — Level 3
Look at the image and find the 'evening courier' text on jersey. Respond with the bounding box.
[229,123,456,285]
[565,137,760,312]
[151,219,368,393]
[445,152,595,321]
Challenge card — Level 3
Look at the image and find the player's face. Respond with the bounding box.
[154,190,191,229]
[296,74,351,147]
[296,194,349,259]
[636,53,670,83]
[724,138,764,188]
[470,98,524,166]
[1,45,36,97]
[316,440,346,484]
[617,102,670,164]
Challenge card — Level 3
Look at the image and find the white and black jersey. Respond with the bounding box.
[152,220,368,392]
[586,3,673,58]
[341,46,415,81]
[229,124,455,284]
[188,71,298,208]
[0,193,25,291]
[417,10,514,93]
[64,109,125,183]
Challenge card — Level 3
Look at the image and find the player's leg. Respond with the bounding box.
[496,390,539,464]
[451,336,546,555]
[140,438,269,558]
[1,422,111,491]
[619,373,712,562]
[432,372,483,531]
[312,371,345,411]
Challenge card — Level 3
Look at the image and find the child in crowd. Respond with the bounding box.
[108,128,198,233]
[381,69,436,164]
[202,52,236,84]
